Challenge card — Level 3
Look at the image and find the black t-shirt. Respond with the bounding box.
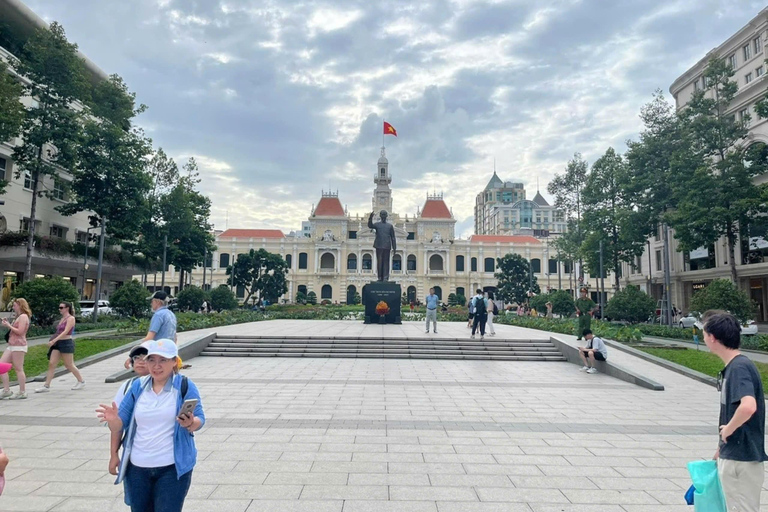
[719,354,768,462]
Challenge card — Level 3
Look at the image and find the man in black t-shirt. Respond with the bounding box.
[703,312,767,512]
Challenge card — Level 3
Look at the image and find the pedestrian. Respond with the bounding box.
[577,329,608,374]
[466,299,474,328]
[0,298,31,399]
[125,291,177,369]
[97,339,205,512]
[109,344,150,507]
[516,304,524,317]
[200,300,207,314]
[425,288,438,334]
[36,302,85,393]
[575,287,596,340]
[704,312,767,512]
[470,289,488,340]
[409,301,415,313]
[485,291,497,336]
[546,301,553,319]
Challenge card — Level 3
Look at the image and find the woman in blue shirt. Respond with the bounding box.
[97,339,204,512]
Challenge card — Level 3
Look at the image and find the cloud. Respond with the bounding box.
[21,0,768,237]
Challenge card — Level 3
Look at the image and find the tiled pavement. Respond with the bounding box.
[1,319,767,511]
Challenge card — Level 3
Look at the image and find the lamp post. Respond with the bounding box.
[81,225,99,300]
[161,234,167,293]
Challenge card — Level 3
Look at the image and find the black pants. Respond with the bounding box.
[472,314,487,336]
[376,248,390,281]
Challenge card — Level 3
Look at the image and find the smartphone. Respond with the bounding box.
[177,398,198,420]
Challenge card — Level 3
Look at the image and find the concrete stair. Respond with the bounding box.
[200,335,566,361]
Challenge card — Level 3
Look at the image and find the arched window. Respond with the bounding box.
[456,287,465,298]
[531,258,541,273]
[380,167,386,177]
[298,285,307,295]
[362,253,373,270]
[429,254,444,271]
[471,257,477,272]
[392,254,402,271]
[347,253,357,270]
[484,257,495,272]
[285,254,292,269]
[433,286,442,300]
[298,252,308,269]
[320,253,335,269]
[548,259,557,274]
[407,286,417,302]
[321,284,332,299]
[407,254,417,271]
[456,255,465,272]
[219,253,230,268]
[346,285,356,304]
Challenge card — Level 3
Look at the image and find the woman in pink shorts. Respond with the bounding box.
[0,298,31,399]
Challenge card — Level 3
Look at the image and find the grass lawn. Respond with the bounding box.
[638,347,768,391]
[6,336,137,383]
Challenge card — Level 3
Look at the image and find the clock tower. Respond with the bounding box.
[373,147,393,214]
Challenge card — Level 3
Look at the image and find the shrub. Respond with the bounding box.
[306,291,317,305]
[529,290,575,317]
[351,292,361,305]
[605,285,655,323]
[690,279,756,323]
[210,285,238,311]
[12,277,80,326]
[109,280,150,318]
[176,285,208,312]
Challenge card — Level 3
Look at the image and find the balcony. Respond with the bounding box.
[391,269,402,275]
[319,267,336,274]
[362,269,373,274]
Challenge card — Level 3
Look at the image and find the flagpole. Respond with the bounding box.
[382,119,385,150]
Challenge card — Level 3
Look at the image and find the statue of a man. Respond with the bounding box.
[368,210,397,281]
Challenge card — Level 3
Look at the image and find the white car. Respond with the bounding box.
[692,317,758,336]
[679,313,699,328]
[80,300,112,317]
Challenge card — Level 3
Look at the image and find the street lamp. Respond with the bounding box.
[81,225,100,300]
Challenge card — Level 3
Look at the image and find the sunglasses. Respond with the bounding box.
[58,306,67,310]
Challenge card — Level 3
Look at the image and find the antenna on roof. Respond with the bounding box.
[493,157,496,174]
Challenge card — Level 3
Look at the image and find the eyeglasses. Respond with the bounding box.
[58,306,66,310]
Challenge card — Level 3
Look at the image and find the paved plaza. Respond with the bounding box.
[0,320,765,511]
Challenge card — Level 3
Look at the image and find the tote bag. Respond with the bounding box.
[687,460,726,512]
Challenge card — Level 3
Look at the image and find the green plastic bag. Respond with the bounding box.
[687,460,727,512]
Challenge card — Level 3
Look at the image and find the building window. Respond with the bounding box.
[236,284,245,298]
[298,252,308,269]
[298,285,307,295]
[23,171,32,190]
[548,259,557,274]
[219,253,230,268]
[455,255,465,272]
[456,287,465,298]
[755,35,763,54]
[407,232,415,240]
[531,258,541,273]
[728,54,737,69]
[0,157,6,181]
[320,253,335,270]
[740,108,751,126]
[744,44,752,61]
[564,261,572,274]
[285,254,292,269]
[321,284,332,299]
[471,257,477,272]
[76,231,88,244]
[52,178,66,201]
[392,254,402,271]
[757,65,765,77]
[635,256,642,274]
[362,253,373,270]
[655,250,662,272]
[484,257,495,273]
[407,254,416,271]
[745,72,753,84]
[347,254,357,270]
[428,254,443,272]
[49,225,65,239]
[348,231,357,239]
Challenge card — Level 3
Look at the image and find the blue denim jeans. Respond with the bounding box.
[124,463,192,512]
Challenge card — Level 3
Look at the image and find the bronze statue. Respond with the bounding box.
[368,210,397,281]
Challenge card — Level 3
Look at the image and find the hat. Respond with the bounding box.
[149,291,168,302]
[0,362,11,374]
[129,343,149,359]
[144,338,178,359]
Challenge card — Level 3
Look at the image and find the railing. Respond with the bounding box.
[391,269,402,274]
[319,267,335,273]
[407,269,416,274]
[362,269,373,274]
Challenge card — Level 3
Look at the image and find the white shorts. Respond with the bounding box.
[7,345,27,353]
[718,458,764,512]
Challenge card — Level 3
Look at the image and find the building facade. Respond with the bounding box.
[622,7,768,320]
[474,173,525,234]
[175,149,575,304]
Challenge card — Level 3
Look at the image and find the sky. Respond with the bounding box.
[23,0,768,237]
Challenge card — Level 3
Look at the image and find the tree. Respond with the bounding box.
[548,153,588,278]
[529,290,575,317]
[605,285,655,323]
[12,23,88,281]
[352,292,361,305]
[210,285,238,311]
[109,280,150,317]
[176,285,208,312]
[226,249,289,305]
[494,253,540,305]
[690,279,755,323]
[581,148,647,290]
[0,61,24,189]
[296,291,307,304]
[448,293,466,307]
[669,57,768,283]
[306,291,317,305]
[12,277,79,326]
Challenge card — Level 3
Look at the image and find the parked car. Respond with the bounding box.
[80,300,112,317]
[741,320,759,336]
[679,312,700,328]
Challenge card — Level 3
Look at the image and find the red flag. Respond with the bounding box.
[383,121,397,137]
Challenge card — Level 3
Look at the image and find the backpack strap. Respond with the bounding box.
[122,376,137,396]
[181,375,189,400]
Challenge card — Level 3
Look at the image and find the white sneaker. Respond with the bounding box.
[9,391,27,400]
[35,386,50,393]
[480,335,484,340]
[587,368,598,374]
[580,366,589,372]
[470,335,475,339]
[71,381,86,390]
[0,389,11,399]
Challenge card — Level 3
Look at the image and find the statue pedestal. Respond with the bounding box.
[363,282,402,324]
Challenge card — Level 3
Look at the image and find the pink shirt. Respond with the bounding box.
[8,314,29,347]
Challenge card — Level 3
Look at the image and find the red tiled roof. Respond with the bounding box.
[314,197,345,217]
[421,199,452,219]
[469,235,541,244]
[219,229,285,239]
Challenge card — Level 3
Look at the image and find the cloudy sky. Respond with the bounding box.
[25,0,768,237]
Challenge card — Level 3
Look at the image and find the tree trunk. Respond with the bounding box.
[728,230,738,283]
[24,147,44,282]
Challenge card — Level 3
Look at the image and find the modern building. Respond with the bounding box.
[622,7,768,320]
[0,0,139,306]
[474,172,525,234]
[170,149,575,304]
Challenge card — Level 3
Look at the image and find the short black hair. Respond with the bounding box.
[703,312,741,349]
[582,329,592,336]
[476,289,483,294]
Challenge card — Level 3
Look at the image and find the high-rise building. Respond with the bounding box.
[474,172,525,234]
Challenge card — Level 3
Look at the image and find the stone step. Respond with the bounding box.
[202,346,559,356]
[212,338,554,347]
[200,351,567,361]
[206,342,559,351]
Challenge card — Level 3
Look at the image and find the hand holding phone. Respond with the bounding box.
[176,399,198,431]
